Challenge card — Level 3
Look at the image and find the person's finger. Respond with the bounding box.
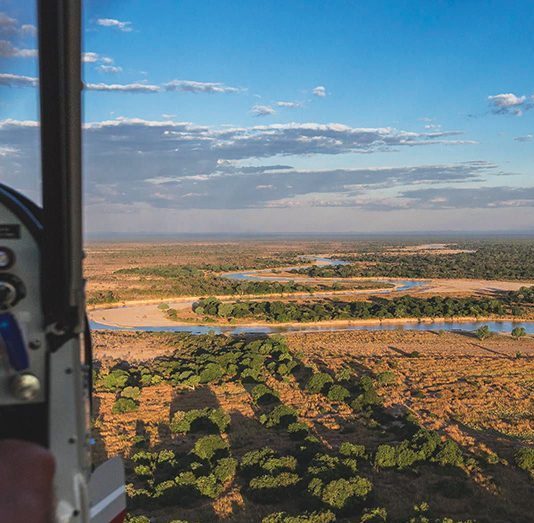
[0,439,55,523]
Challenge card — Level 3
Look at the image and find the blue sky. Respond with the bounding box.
[1,0,533,233]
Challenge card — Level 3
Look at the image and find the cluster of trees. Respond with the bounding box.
[102,332,520,522]
[192,295,511,323]
[293,243,534,280]
[128,437,237,507]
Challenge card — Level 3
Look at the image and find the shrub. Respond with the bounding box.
[308,476,372,511]
[99,369,129,391]
[192,435,229,462]
[262,456,298,474]
[327,385,351,402]
[133,464,152,478]
[125,516,150,523]
[121,386,141,400]
[241,448,276,477]
[511,326,527,339]
[434,440,464,467]
[251,384,280,405]
[395,442,420,470]
[351,388,382,411]
[196,474,223,499]
[248,472,301,502]
[360,507,387,522]
[475,325,491,340]
[515,447,534,473]
[260,405,298,428]
[170,408,230,434]
[199,363,226,383]
[374,445,396,468]
[213,457,238,483]
[308,454,341,479]
[287,422,309,440]
[158,302,170,310]
[339,442,367,459]
[412,429,441,460]
[306,372,334,394]
[376,371,396,386]
[112,397,138,414]
[262,511,336,523]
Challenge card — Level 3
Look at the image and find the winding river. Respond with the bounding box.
[89,256,534,335]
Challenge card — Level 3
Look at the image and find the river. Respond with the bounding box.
[90,256,534,336]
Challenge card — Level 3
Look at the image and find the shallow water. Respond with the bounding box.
[90,319,534,336]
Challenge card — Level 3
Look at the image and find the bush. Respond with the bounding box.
[412,429,441,460]
[376,371,396,386]
[374,445,396,468]
[306,372,334,394]
[263,511,336,523]
[112,397,138,414]
[339,442,366,459]
[199,363,226,383]
[99,369,129,391]
[288,422,310,440]
[308,476,372,511]
[196,474,223,499]
[262,456,298,474]
[158,302,170,310]
[515,447,534,473]
[248,472,301,502]
[260,405,298,428]
[475,325,491,340]
[511,326,527,339]
[308,454,341,479]
[121,386,141,400]
[434,440,464,467]
[213,457,238,483]
[192,435,229,462]
[241,448,276,477]
[395,442,420,470]
[327,385,351,402]
[251,384,280,405]
[360,507,387,522]
[170,408,230,434]
[125,516,150,523]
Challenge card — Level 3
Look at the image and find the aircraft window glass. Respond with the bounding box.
[0,3,40,203]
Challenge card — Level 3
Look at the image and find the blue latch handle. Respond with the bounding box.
[0,312,29,371]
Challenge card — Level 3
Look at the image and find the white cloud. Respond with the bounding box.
[312,85,326,97]
[276,101,302,108]
[0,12,36,36]
[488,92,530,115]
[96,18,133,32]
[20,24,37,36]
[0,73,38,87]
[96,65,123,74]
[514,134,533,142]
[85,82,160,93]
[251,104,276,116]
[164,80,241,94]
[82,52,100,63]
[0,39,36,58]
[0,12,17,34]
[0,145,18,157]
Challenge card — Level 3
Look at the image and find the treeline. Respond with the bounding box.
[293,243,534,280]
[191,295,513,323]
[95,265,366,304]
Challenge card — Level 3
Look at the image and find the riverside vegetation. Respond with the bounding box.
[187,289,533,324]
